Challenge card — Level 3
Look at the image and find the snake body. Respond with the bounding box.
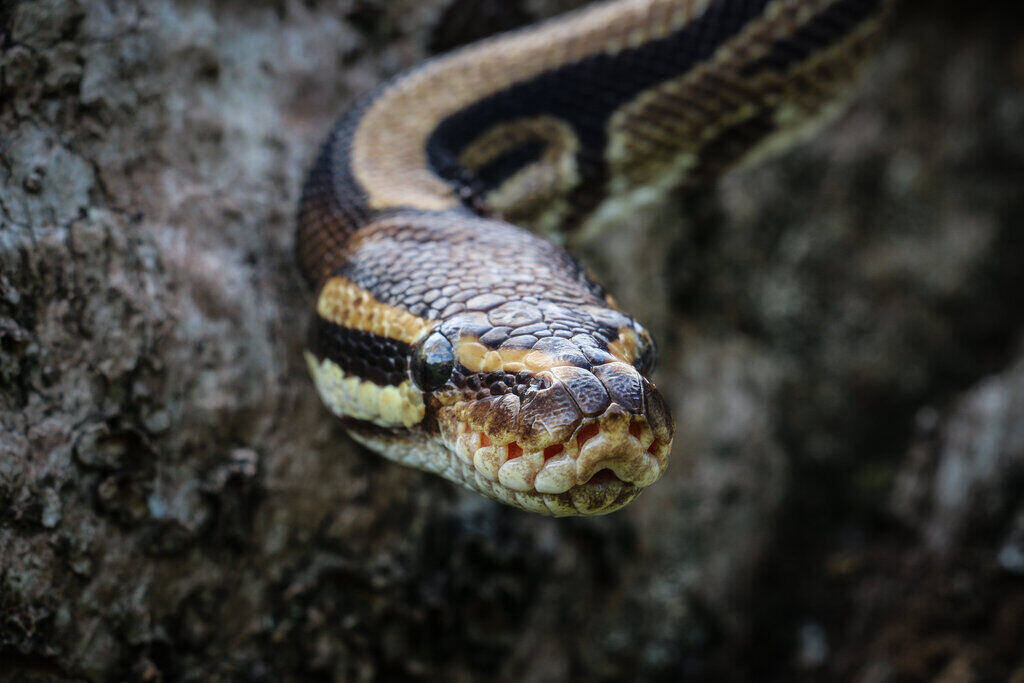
[297,0,890,515]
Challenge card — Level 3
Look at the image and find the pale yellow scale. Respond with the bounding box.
[304,353,426,428]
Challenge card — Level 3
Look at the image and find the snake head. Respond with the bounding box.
[305,221,675,516]
[419,302,674,515]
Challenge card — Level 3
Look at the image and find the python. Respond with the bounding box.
[297,0,891,515]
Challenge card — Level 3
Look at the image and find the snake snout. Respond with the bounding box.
[535,362,673,495]
[572,407,662,486]
[441,359,673,515]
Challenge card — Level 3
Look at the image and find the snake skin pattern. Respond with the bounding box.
[297,0,891,515]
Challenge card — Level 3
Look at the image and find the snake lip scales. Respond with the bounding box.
[297,0,890,515]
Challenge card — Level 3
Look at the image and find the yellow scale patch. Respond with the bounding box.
[305,352,425,428]
[455,326,638,374]
[316,277,434,345]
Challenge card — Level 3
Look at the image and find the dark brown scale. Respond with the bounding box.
[592,363,643,414]
[512,322,548,335]
[553,366,612,417]
[517,381,582,450]
[479,327,511,346]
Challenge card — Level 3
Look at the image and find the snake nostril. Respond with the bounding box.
[586,468,620,486]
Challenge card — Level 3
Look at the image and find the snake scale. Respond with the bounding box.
[297,0,891,515]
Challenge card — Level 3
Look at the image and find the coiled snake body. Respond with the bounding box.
[297,0,890,515]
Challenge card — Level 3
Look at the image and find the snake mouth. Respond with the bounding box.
[443,407,671,515]
[433,359,674,514]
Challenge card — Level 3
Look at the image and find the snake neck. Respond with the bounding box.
[298,0,891,287]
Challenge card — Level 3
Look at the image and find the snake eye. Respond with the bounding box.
[411,331,454,391]
[632,321,657,375]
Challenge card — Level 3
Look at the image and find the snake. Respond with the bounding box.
[296,0,891,516]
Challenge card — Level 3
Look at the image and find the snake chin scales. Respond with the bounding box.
[296,0,891,514]
[350,390,671,517]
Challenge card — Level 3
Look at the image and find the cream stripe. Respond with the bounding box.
[316,276,434,345]
[305,352,425,428]
[350,0,714,211]
[454,328,637,374]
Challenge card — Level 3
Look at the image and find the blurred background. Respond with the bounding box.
[2,0,1023,680]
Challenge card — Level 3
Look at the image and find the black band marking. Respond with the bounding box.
[426,0,773,199]
[308,317,412,387]
[473,139,547,193]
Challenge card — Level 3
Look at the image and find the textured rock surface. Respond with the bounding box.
[1,0,1023,680]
